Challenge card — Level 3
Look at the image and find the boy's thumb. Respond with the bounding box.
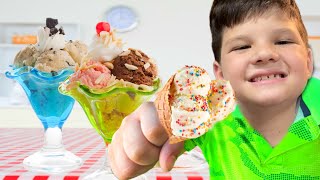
[159,140,185,172]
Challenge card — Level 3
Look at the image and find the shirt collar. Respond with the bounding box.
[301,77,320,126]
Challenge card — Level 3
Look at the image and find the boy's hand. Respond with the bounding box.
[108,102,185,179]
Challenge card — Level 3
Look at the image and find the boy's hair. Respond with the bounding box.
[210,0,308,63]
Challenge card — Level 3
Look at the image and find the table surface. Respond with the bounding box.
[0,128,209,180]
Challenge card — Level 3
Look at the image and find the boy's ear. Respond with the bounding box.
[213,61,224,80]
[307,48,314,78]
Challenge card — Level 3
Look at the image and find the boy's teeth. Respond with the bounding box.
[252,74,282,82]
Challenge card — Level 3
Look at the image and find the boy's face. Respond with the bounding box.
[214,9,313,107]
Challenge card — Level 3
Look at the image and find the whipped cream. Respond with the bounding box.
[86,30,124,62]
[35,27,65,52]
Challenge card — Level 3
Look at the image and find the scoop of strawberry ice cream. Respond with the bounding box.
[69,60,113,89]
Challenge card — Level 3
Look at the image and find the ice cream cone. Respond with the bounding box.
[155,66,236,144]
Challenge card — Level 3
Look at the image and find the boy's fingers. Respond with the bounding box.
[109,129,155,179]
[159,140,185,172]
[109,101,170,179]
[122,116,160,166]
[135,102,168,147]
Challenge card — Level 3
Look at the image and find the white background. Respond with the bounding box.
[0,0,319,127]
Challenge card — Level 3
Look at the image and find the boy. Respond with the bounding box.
[109,0,320,179]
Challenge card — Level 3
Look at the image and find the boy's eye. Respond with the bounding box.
[232,45,251,51]
[276,40,292,45]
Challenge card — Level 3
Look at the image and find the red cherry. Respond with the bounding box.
[96,22,110,35]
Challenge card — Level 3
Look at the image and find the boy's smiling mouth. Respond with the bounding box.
[248,72,288,82]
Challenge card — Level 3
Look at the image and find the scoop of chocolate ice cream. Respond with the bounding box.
[111,48,158,86]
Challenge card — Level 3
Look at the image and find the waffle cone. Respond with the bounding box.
[154,75,187,144]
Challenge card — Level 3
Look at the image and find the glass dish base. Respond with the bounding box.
[23,148,82,174]
[171,149,208,171]
[84,169,147,180]
[83,169,117,180]
[149,148,208,173]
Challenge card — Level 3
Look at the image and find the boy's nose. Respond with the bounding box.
[250,45,280,65]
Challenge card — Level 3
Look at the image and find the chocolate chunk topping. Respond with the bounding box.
[50,28,58,36]
[51,71,58,76]
[58,27,65,35]
[46,18,65,36]
[66,61,72,66]
[46,18,58,28]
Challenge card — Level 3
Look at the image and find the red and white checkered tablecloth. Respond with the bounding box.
[0,128,209,180]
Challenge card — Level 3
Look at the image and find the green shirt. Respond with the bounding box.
[184,77,320,179]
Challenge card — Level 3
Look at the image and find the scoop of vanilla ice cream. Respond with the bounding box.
[14,45,40,67]
[173,66,211,96]
[170,66,212,138]
[208,80,236,121]
[171,107,210,138]
[85,30,124,62]
[34,49,75,72]
[171,95,208,112]
[64,40,88,64]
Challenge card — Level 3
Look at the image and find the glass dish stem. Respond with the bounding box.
[43,127,63,149]
[83,144,115,180]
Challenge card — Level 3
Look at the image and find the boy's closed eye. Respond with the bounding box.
[275,40,293,45]
[232,45,251,51]
[231,40,294,52]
